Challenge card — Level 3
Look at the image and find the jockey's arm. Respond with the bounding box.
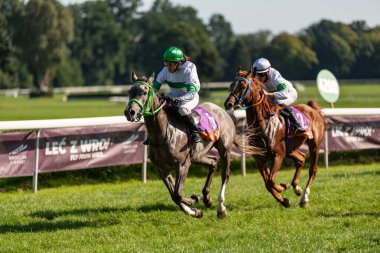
[176,83,197,102]
[152,81,161,93]
[269,82,288,101]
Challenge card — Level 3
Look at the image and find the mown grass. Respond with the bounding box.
[0,163,378,252]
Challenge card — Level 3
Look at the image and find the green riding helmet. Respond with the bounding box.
[163,46,184,62]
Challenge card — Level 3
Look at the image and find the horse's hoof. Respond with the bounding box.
[191,194,203,203]
[300,201,309,208]
[280,183,291,191]
[282,198,291,208]
[203,196,212,208]
[293,186,303,196]
[192,208,203,218]
[217,209,227,219]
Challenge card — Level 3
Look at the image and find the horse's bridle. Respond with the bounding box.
[128,81,166,121]
[229,76,265,109]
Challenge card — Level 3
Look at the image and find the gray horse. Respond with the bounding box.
[124,72,259,218]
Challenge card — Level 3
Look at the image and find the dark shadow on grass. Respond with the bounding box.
[0,220,102,234]
[333,170,380,178]
[318,212,380,218]
[30,206,134,220]
[137,203,179,213]
[0,205,178,234]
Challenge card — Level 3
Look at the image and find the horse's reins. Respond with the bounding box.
[231,76,271,113]
[128,81,166,117]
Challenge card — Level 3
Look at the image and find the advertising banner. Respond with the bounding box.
[0,131,36,178]
[326,115,380,151]
[38,124,145,173]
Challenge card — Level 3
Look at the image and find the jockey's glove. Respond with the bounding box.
[163,96,180,105]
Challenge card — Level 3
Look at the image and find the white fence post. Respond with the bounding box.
[324,128,329,168]
[32,129,41,193]
[142,130,148,183]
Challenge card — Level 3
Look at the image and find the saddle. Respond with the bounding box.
[164,104,221,142]
[192,107,221,142]
[285,107,313,139]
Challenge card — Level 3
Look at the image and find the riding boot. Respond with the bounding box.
[280,105,306,134]
[181,114,202,152]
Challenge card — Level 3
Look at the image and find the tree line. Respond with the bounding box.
[1,0,379,94]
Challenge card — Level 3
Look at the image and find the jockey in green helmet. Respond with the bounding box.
[144,46,202,151]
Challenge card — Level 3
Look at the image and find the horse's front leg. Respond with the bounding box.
[160,172,198,207]
[256,159,289,193]
[173,163,203,218]
[266,153,291,208]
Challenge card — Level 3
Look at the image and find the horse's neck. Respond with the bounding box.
[247,91,273,133]
[247,107,266,132]
[144,97,170,142]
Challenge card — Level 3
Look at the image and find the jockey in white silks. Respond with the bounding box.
[253,57,306,133]
[148,46,202,149]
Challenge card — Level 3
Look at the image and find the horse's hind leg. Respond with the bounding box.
[192,155,218,208]
[300,142,320,208]
[288,150,306,196]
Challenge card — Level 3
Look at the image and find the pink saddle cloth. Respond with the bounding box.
[192,107,220,142]
[286,107,313,139]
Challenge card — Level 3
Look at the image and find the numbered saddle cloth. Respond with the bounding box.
[286,106,313,139]
[192,107,221,142]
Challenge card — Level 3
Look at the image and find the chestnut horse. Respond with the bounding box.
[224,68,325,208]
[124,72,258,218]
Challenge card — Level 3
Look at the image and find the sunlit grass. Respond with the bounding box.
[0,164,378,252]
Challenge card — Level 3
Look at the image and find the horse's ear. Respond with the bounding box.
[147,72,155,85]
[236,66,243,75]
[247,68,253,77]
[131,71,138,82]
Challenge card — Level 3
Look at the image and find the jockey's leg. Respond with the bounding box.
[280,105,306,134]
[181,114,202,143]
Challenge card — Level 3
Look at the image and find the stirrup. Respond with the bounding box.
[294,127,306,134]
[191,133,202,143]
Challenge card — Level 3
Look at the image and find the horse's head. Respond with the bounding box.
[224,67,257,110]
[124,71,156,122]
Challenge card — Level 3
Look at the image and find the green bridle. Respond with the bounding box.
[128,81,165,117]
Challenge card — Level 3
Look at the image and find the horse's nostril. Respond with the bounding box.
[224,102,232,110]
[129,110,135,116]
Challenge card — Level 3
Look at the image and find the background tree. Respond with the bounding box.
[13,0,73,94]
[224,31,271,80]
[302,20,358,78]
[264,33,318,80]
[134,0,223,81]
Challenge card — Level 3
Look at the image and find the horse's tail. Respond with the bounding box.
[233,130,266,156]
[307,100,324,118]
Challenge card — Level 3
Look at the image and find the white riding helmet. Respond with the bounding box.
[253,58,271,73]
